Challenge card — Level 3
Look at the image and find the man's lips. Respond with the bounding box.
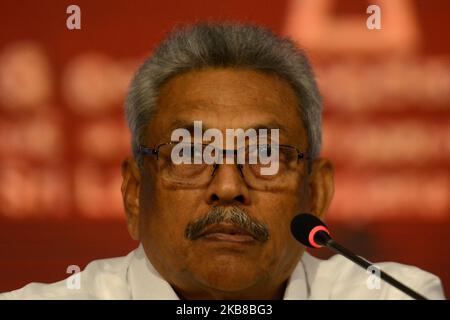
[198,223,256,243]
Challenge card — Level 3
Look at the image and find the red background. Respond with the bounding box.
[0,0,449,297]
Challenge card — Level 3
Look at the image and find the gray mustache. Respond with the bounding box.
[185,206,270,243]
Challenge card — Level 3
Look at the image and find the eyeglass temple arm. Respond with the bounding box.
[138,145,159,157]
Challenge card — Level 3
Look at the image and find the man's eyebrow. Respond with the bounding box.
[246,122,287,133]
[167,120,287,133]
[167,121,208,135]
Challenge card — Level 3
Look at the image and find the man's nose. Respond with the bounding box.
[205,163,251,206]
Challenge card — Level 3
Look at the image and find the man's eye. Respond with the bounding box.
[190,145,203,157]
[247,145,259,157]
[258,144,272,156]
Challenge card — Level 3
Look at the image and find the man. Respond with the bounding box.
[1,23,444,299]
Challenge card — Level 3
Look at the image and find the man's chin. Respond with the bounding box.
[189,255,267,293]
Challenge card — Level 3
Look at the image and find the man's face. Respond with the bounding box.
[122,68,333,299]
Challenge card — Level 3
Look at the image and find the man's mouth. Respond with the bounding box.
[199,223,256,243]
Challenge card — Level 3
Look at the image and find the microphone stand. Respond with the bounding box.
[315,232,427,300]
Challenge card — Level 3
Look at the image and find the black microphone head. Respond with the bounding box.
[290,213,331,248]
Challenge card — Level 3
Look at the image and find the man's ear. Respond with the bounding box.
[308,158,335,220]
[121,157,141,241]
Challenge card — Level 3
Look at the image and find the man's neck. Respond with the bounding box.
[173,280,288,300]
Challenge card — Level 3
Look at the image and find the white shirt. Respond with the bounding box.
[0,244,445,300]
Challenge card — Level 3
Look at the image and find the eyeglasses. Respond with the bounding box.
[138,142,309,190]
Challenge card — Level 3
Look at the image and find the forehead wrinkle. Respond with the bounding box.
[167,118,288,134]
[158,67,299,106]
[154,69,306,146]
[162,119,295,148]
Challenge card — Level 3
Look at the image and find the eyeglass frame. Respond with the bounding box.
[138,141,310,177]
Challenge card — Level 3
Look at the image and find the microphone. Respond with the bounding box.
[290,213,427,300]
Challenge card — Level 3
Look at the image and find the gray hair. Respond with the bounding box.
[125,22,322,165]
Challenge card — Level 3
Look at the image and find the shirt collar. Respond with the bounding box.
[128,244,180,299]
[128,244,309,300]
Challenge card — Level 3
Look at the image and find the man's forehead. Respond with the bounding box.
[157,68,299,111]
[146,113,307,150]
[165,118,289,135]
[147,68,308,145]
